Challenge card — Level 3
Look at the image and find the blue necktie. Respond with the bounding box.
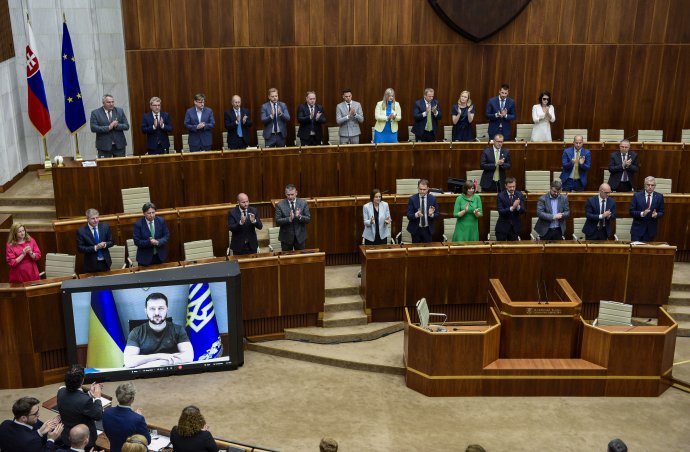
[93,227,103,259]
[236,110,243,138]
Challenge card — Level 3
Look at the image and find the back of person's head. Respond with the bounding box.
[466,445,487,452]
[65,365,85,391]
[177,405,206,437]
[11,396,40,418]
[608,438,628,452]
[122,434,149,452]
[116,382,136,406]
[69,424,90,448]
[319,437,338,452]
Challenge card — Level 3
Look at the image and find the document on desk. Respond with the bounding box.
[149,434,171,450]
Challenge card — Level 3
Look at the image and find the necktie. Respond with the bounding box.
[273,103,279,133]
[290,201,295,212]
[149,221,157,255]
[310,106,315,131]
[493,149,500,181]
[107,110,112,122]
[500,99,505,110]
[646,193,651,209]
[236,110,243,137]
[599,200,605,229]
[420,197,427,227]
[93,228,103,259]
[154,113,159,125]
[425,103,433,132]
[573,150,580,179]
[621,154,628,182]
[509,193,513,204]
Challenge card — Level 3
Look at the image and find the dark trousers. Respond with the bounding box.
[190,145,211,152]
[481,180,502,193]
[84,259,110,274]
[98,144,125,158]
[302,135,321,146]
[228,136,248,150]
[540,228,563,241]
[281,241,305,251]
[411,227,432,243]
[562,178,584,192]
[615,181,633,192]
[266,133,286,147]
[631,230,656,242]
[496,229,520,241]
[586,228,609,240]
[415,130,437,142]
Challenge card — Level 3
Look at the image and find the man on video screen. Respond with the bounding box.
[124,292,194,368]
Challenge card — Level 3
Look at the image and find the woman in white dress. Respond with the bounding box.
[530,91,555,141]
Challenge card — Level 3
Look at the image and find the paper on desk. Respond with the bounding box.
[149,434,171,451]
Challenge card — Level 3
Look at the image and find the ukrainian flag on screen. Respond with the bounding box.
[86,290,126,368]
[187,283,222,360]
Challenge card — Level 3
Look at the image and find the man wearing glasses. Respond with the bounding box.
[0,396,63,451]
[582,183,616,240]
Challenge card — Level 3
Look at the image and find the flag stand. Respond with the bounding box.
[42,136,52,170]
[74,133,83,161]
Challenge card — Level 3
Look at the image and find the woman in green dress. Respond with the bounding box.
[452,180,483,241]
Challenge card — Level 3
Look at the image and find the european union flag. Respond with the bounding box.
[186,283,222,360]
[61,20,86,133]
[86,290,126,368]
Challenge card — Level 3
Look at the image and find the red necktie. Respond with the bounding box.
[646,194,651,209]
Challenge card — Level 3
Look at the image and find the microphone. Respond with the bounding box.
[536,280,542,303]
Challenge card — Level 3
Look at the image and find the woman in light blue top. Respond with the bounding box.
[362,189,392,245]
[373,88,401,143]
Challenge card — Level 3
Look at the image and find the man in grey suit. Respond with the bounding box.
[275,184,310,251]
[335,88,364,144]
[90,94,130,157]
[261,88,290,147]
[535,179,570,241]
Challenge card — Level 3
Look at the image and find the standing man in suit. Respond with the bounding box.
[406,179,439,243]
[630,176,665,242]
[608,139,639,192]
[0,397,63,452]
[140,96,172,154]
[224,95,252,150]
[275,184,310,251]
[261,88,290,147]
[485,83,516,141]
[335,88,364,144]
[102,383,150,452]
[76,208,114,273]
[184,93,215,152]
[480,134,512,192]
[535,179,570,240]
[495,176,525,241]
[90,94,130,158]
[411,88,442,142]
[297,91,327,146]
[56,366,103,451]
[228,192,263,255]
[133,202,170,266]
[582,183,616,240]
[560,135,591,192]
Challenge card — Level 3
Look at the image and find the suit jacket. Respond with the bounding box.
[630,190,665,240]
[56,387,103,450]
[535,193,570,237]
[90,107,129,151]
[184,107,215,149]
[296,103,327,143]
[0,419,54,452]
[335,100,364,137]
[102,406,151,452]
[485,96,516,140]
[140,111,172,151]
[496,190,526,235]
[228,205,263,254]
[374,101,402,133]
[362,201,391,242]
[560,146,591,187]
[275,198,310,245]
[480,146,512,191]
[224,107,253,147]
[261,101,291,139]
[406,194,439,235]
[76,222,114,273]
[608,151,639,190]
[411,98,442,138]
[133,216,170,265]
[582,196,617,238]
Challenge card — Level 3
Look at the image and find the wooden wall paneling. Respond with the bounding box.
[177,205,232,258]
[524,142,566,173]
[506,142,527,192]
[168,0,189,48]
[278,253,325,316]
[120,0,140,50]
[411,142,451,190]
[337,145,376,197]
[261,147,302,202]
[678,148,690,194]
[580,244,629,304]
[179,151,226,206]
[542,244,587,297]
[488,244,543,300]
[375,144,415,195]
[53,162,100,219]
[653,195,690,250]
[447,143,485,185]
[447,245,491,305]
[405,246,448,306]
[589,46,620,133]
[222,150,264,202]
[300,146,339,198]
[650,46,681,140]
[636,143,683,190]
[27,285,66,353]
[361,247,406,309]
[664,0,690,43]
[139,154,184,209]
[0,287,39,388]
[313,197,358,255]
[549,46,585,135]
[625,245,675,306]
[236,256,280,319]
[96,157,142,214]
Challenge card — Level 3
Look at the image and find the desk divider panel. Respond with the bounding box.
[96,156,142,214]
[139,153,184,209]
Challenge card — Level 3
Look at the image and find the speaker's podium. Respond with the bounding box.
[404,279,677,397]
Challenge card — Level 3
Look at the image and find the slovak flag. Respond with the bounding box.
[25,18,51,137]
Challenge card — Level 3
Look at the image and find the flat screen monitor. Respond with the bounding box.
[61,261,243,382]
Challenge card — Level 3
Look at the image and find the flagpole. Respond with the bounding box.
[42,136,52,169]
[75,133,82,161]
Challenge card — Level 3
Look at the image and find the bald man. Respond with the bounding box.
[228,193,263,255]
[224,95,252,149]
[582,183,616,240]
[66,424,89,451]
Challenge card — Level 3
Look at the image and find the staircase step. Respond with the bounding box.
[0,197,55,207]
[325,265,360,297]
[669,291,690,306]
[324,295,363,313]
[678,326,690,337]
[323,310,368,328]
[671,283,690,292]
[667,305,690,322]
[284,321,403,344]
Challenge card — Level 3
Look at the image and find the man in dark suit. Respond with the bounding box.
[582,183,616,240]
[89,94,130,157]
[133,202,170,266]
[480,134,512,192]
[485,83,516,141]
[297,91,327,146]
[76,208,114,273]
[184,93,215,151]
[56,366,103,451]
[224,95,252,149]
[630,176,665,241]
[261,88,291,147]
[608,139,639,192]
[560,135,591,192]
[62,424,90,452]
[495,176,525,241]
[0,396,63,452]
[411,88,442,142]
[275,184,310,251]
[228,192,263,255]
[406,178,439,243]
[534,179,570,241]
[102,383,150,452]
[140,96,172,154]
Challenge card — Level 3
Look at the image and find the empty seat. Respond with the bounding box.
[396,178,419,195]
[487,210,499,241]
[572,217,586,241]
[530,217,539,241]
[682,129,690,143]
[256,130,265,148]
[267,227,281,253]
[443,125,453,142]
[603,169,611,184]
[43,253,76,278]
[222,132,229,150]
[465,170,483,193]
[408,125,415,142]
[395,217,412,244]
[121,187,150,214]
[416,298,447,328]
[184,239,214,262]
[442,217,457,242]
[563,129,588,142]
[593,300,632,326]
[126,239,138,267]
[294,125,301,146]
[525,170,551,193]
[614,218,633,241]
[168,135,176,153]
[109,245,127,269]
[475,123,489,141]
[655,178,672,194]
[637,129,663,142]
[327,126,340,145]
[181,134,189,152]
[515,123,533,142]
[599,129,624,142]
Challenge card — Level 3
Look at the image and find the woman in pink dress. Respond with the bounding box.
[6,222,41,283]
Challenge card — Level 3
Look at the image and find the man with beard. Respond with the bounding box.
[124,292,193,368]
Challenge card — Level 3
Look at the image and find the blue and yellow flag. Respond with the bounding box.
[61,20,86,133]
[186,283,222,360]
[86,290,126,368]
